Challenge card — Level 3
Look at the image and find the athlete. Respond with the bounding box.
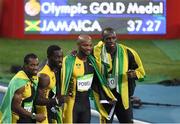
[93,27,146,123]
[61,34,116,123]
[35,45,67,123]
[0,53,46,123]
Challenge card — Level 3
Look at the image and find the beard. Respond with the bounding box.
[79,49,92,56]
[106,45,116,54]
[84,50,91,55]
[49,61,61,69]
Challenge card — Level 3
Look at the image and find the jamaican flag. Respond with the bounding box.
[61,54,116,123]
[0,71,37,123]
[94,41,145,109]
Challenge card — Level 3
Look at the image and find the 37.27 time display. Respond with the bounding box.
[127,18,165,34]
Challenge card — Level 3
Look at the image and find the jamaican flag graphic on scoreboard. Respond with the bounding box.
[25,20,41,32]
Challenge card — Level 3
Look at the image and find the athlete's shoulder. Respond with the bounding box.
[94,41,103,48]
[63,54,76,66]
[64,54,76,60]
[10,70,29,83]
[38,64,51,74]
[119,43,135,52]
[93,41,104,56]
[119,43,128,49]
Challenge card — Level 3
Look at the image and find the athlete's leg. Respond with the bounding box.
[115,97,133,123]
[78,107,91,123]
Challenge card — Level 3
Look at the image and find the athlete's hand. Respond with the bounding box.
[127,70,137,78]
[109,100,116,105]
[35,113,46,122]
[68,82,74,97]
[56,95,68,106]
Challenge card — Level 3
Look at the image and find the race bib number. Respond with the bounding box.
[24,102,33,112]
[77,74,94,92]
[107,77,116,89]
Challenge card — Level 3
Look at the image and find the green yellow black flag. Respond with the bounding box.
[25,20,41,31]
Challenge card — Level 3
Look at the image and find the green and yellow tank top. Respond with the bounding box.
[63,56,94,123]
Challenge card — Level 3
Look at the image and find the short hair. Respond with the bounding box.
[47,45,61,57]
[77,34,92,43]
[102,27,116,37]
[24,53,38,65]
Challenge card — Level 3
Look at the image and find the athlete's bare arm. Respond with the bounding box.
[36,73,55,105]
[36,73,67,106]
[12,86,46,122]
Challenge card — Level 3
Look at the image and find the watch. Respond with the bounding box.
[31,113,36,120]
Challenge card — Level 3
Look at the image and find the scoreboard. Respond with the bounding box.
[24,0,166,35]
